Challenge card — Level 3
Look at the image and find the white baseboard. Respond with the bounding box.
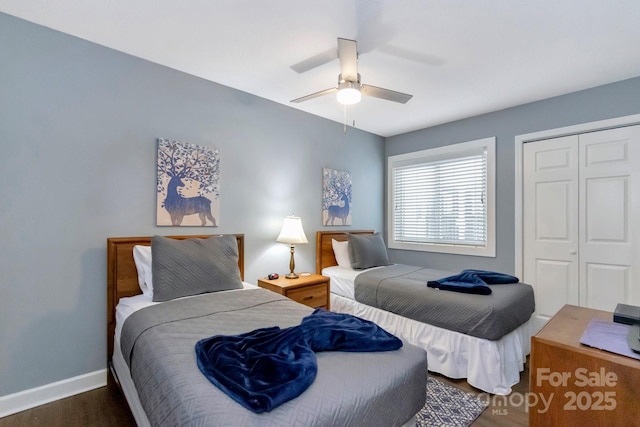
[0,369,107,418]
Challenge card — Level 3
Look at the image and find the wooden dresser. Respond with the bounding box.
[530,304,640,426]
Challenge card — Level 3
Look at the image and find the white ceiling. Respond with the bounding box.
[3,0,640,137]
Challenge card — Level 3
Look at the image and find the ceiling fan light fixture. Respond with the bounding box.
[337,84,361,105]
[292,39,412,106]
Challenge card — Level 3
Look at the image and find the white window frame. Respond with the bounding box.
[387,137,496,257]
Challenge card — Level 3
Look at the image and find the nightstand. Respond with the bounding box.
[258,273,330,310]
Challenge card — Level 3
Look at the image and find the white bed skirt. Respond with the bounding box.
[112,341,152,427]
[331,293,531,395]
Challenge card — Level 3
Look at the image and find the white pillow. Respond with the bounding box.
[133,245,153,297]
[332,239,352,268]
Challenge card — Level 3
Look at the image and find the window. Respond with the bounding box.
[387,137,496,257]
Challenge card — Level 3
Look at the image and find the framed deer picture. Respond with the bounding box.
[156,138,220,226]
[322,167,352,226]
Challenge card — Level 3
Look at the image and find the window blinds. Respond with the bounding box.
[392,149,487,247]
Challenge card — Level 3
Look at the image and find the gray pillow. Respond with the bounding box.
[152,235,243,302]
[348,232,391,270]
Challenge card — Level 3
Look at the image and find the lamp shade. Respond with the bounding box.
[276,216,308,244]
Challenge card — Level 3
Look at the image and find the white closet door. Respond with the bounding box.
[523,136,579,325]
[523,125,640,326]
[578,126,640,310]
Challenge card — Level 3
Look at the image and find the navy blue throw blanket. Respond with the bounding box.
[195,309,402,413]
[427,269,519,295]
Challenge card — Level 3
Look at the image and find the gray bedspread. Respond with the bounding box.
[120,288,427,427]
[355,264,535,340]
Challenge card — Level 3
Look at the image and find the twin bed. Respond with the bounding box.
[107,234,427,427]
[315,230,535,395]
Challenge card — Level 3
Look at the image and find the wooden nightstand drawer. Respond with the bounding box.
[287,283,327,308]
[257,273,330,310]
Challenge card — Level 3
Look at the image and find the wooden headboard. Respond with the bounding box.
[315,230,374,273]
[106,234,244,371]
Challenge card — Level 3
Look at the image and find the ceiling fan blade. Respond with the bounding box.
[361,84,413,104]
[337,38,358,82]
[290,48,338,73]
[290,87,338,103]
[354,0,395,55]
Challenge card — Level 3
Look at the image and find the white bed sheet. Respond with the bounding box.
[323,265,384,299]
[323,266,531,395]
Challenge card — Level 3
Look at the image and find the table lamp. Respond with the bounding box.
[276,215,308,279]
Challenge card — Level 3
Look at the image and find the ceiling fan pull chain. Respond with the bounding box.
[343,103,347,133]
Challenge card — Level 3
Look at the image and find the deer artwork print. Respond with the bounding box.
[323,168,352,226]
[156,138,220,226]
[325,192,350,225]
[164,175,217,226]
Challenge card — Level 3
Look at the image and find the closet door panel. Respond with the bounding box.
[579,126,640,308]
[523,136,579,324]
[534,259,575,319]
[584,263,629,310]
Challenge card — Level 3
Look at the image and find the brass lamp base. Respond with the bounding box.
[285,243,299,279]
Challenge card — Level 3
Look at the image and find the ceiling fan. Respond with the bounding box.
[290,38,413,105]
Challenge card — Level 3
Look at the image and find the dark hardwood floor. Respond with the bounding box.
[0,363,530,426]
[0,384,136,427]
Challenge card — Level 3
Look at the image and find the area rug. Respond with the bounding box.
[416,377,488,427]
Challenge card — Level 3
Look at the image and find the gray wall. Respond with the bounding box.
[0,13,385,397]
[386,76,640,273]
